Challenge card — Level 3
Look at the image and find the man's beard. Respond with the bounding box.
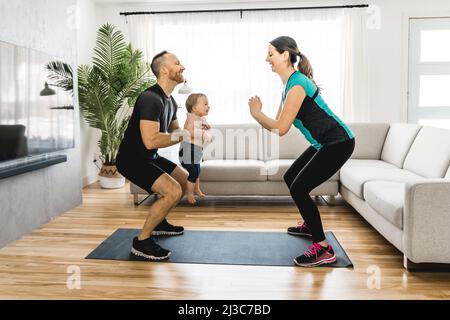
[169,71,184,84]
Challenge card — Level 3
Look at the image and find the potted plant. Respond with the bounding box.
[46,23,154,188]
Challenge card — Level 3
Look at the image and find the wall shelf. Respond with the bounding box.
[0,154,67,180]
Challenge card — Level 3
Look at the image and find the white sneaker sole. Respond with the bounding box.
[151,231,184,236]
[287,231,313,237]
[131,247,171,260]
[294,255,337,268]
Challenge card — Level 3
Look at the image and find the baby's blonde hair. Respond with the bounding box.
[185,93,206,113]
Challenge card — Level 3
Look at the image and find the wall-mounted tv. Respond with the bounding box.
[0,40,75,174]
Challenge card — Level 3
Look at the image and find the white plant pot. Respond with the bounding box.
[99,175,125,189]
[98,165,125,189]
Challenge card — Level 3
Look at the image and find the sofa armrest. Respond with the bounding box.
[403,179,450,263]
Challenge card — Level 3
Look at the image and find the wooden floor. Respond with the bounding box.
[0,182,449,300]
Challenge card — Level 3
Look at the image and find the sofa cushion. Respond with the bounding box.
[265,159,340,181]
[347,123,390,159]
[403,126,450,178]
[344,159,397,168]
[203,124,264,161]
[264,127,310,161]
[340,160,424,198]
[381,123,422,168]
[364,181,405,229]
[199,159,267,181]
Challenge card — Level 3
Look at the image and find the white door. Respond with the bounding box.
[408,18,450,129]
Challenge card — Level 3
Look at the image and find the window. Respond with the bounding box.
[151,9,345,125]
[408,18,450,129]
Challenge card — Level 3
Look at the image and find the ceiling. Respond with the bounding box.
[93,0,279,4]
[92,0,315,5]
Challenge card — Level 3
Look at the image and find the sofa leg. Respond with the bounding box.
[404,255,450,272]
[328,195,336,205]
[320,195,336,206]
[133,194,140,206]
[133,194,152,206]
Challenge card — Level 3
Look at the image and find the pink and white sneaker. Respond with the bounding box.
[294,243,337,267]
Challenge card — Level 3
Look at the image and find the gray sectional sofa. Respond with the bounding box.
[130,122,450,270]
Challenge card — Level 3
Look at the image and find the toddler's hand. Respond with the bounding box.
[203,131,214,144]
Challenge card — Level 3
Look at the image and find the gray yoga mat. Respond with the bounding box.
[86,229,353,268]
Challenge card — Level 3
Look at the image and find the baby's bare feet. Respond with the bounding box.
[187,193,196,205]
[194,190,206,197]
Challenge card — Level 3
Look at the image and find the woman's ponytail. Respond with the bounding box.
[297,53,320,92]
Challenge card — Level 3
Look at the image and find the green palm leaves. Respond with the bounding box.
[45,61,74,93]
[47,23,155,165]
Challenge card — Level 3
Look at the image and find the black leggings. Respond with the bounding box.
[283,138,355,243]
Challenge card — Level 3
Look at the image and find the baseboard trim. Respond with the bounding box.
[404,256,450,272]
[83,174,98,187]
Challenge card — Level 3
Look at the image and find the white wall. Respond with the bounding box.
[78,0,102,186]
[78,0,450,184]
[365,0,450,123]
[0,0,82,247]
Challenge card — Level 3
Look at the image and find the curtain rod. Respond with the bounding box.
[120,4,369,16]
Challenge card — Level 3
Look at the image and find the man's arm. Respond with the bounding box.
[140,120,186,150]
[168,119,181,133]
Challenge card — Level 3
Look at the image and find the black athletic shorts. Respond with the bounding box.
[116,152,177,193]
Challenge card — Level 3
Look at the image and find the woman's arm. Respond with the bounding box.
[275,102,282,120]
[249,85,306,136]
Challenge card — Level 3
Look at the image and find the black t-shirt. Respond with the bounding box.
[118,83,178,161]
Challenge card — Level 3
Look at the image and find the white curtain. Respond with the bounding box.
[127,14,155,63]
[341,8,370,122]
[127,7,370,124]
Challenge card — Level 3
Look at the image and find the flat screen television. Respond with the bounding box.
[0,40,75,175]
